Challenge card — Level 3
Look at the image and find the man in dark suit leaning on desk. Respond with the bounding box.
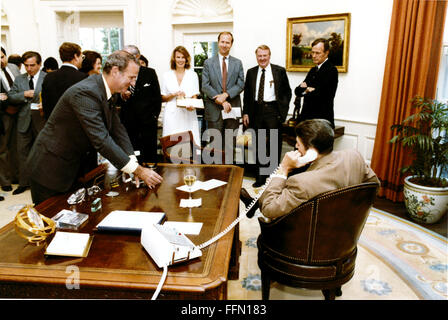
[27,51,163,205]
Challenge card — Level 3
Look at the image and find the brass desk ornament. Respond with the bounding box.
[14,205,56,245]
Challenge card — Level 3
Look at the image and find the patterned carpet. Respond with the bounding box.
[228,178,448,300]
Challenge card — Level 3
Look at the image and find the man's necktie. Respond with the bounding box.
[129,85,135,95]
[257,69,265,104]
[222,56,227,93]
[2,68,13,88]
[29,76,34,90]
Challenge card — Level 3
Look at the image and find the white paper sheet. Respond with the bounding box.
[180,198,202,208]
[163,221,203,235]
[221,107,241,119]
[177,179,227,192]
[200,179,227,191]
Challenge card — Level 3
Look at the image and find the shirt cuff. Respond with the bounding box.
[121,155,139,174]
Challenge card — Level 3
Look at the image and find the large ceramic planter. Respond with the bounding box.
[403,176,448,224]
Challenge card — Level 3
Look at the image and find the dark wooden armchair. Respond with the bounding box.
[160,130,225,164]
[257,182,379,300]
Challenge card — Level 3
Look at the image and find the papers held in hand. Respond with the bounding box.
[95,210,166,233]
[176,98,204,109]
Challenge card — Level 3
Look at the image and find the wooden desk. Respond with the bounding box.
[0,164,243,299]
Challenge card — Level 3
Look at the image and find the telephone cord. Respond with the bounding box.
[151,264,168,300]
[196,165,281,250]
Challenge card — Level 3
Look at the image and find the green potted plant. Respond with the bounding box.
[390,96,448,223]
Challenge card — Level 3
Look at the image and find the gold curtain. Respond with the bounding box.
[371,0,447,202]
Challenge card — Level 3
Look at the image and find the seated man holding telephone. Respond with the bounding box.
[240,119,379,219]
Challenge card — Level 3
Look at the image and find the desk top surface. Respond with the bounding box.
[0,163,244,294]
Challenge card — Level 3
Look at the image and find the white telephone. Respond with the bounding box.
[296,148,318,164]
[144,147,318,299]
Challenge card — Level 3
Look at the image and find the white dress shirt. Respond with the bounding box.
[101,75,138,174]
[255,63,276,102]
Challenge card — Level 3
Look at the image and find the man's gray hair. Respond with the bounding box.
[103,50,139,74]
[123,45,140,58]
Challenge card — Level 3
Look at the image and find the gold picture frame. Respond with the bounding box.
[286,13,351,73]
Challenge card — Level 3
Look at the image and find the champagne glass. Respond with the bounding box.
[183,168,197,200]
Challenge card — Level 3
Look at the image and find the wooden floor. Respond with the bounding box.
[373,197,447,238]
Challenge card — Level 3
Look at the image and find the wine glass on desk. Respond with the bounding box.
[183,168,197,200]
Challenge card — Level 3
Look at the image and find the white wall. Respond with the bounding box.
[1,0,395,162]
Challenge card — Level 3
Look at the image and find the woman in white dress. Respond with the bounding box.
[161,46,201,145]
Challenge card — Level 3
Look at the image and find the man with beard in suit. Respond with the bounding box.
[41,42,87,120]
[295,38,338,128]
[8,51,46,195]
[242,45,291,187]
[27,50,162,205]
[119,45,162,164]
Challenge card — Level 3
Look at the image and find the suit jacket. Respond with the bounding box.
[201,55,244,122]
[259,149,379,219]
[8,71,46,133]
[27,74,134,192]
[1,63,21,133]
[1,63,20,93]
[41,65,88,119]
[242,64,292,126]
[119,66,162,126]
[294,60,338,127]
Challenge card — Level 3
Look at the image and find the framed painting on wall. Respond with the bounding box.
[286,13,351,73]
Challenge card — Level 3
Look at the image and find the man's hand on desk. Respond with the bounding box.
[133,165,163,189]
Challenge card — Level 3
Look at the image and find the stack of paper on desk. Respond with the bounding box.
[45,231,93,257]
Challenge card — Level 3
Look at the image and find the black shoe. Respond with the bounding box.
[0,196,4,201]
[12,186,29,195]
[252,181,265,188]
[1,185,12,192]
[240,188,259,218]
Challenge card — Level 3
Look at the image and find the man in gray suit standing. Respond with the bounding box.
[27,50,163,205]
[202,31,244,163]
[0,47,21,197]
[8,51,46,195]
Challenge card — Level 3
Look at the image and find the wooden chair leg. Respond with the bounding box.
[261,272,270,300]
[322,289,336,300]
[335,286,342,297]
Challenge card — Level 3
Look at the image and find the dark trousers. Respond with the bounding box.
[126,121,158,163]
[253,102,283,184]
[0,113,18,187]
[207,116,239,164]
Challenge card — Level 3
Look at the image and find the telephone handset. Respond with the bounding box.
[296,148,318,164]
